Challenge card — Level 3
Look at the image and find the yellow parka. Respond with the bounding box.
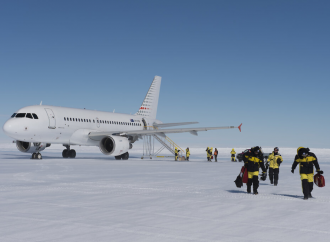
[267,152,283,169]
[186,148,190,157]
[230,149,236,155]
[209,147,213,156]
[206,147,210,158]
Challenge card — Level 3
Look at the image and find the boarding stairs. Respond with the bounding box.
[141,126,185,159]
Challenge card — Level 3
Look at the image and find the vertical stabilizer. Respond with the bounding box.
[135,76,161,119]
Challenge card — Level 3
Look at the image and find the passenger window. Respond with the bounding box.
[11,113,17,118]
[64,117,66,121]
[16,113,26,118]
[70,118,72,121]
[93,120,95,123]
[97,120,99,123]
[26,113,33,119]
[32,113,39,119]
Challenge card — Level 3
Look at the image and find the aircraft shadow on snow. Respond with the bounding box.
[2,152,144,160]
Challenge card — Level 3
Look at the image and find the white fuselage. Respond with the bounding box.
[3,105,158,146]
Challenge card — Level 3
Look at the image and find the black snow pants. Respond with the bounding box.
[302,179,313,199]
[215,155,217,162]
[269,168,279,185]
[247,175,259,193]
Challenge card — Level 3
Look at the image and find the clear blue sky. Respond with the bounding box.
[0,0,329,149]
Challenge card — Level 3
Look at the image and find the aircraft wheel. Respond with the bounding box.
[115,155,122,160]
[69,149,76,158]
[121,152,129,160]
[32,153,36,159]
[36,153,42,160]
[62,150,69,158]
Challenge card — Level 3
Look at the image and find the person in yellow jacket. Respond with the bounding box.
[206,147,210,161]
[243,146,267,194]
[230,148,237,162]
[291,147,323,200]
[267,147,283,186]
[214,148,218,162]
[175,147,178,161]
[209,147,213,161]
[186,147,190,161]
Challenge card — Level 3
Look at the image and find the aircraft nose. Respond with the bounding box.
[3,120,14,136]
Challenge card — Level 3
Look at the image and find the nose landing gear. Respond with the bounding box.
[62,145,76,158]
[31,153,42,159]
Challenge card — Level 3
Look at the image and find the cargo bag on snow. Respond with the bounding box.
[234,166,248,188]
[314,174,325,187]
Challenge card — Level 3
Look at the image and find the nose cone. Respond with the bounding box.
[3,120,15,137]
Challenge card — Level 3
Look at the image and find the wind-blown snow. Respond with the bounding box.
[1,144,330,241]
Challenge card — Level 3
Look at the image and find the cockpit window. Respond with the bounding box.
[32,113,38,119]
[16,113,26,118]
[26,113,33,119]
[11,113,17,118]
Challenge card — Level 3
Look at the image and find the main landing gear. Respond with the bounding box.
[31,153,42,159]
[62,145,76,158]
[115,152,129,160]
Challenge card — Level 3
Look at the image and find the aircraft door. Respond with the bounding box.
[142,118,147,130]
[45,108,56,129]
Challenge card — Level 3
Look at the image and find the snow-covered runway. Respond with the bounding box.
[1,146,330,242]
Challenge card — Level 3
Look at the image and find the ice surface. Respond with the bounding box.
[1,144,330,241]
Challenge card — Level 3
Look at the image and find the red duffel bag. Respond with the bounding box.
[314,173,325,187]
[240,166,249,184]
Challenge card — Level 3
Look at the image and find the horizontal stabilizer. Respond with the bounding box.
[153,122,198,128]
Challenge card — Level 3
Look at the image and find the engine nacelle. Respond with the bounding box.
[99,135,130,156]
[16,141,48,153]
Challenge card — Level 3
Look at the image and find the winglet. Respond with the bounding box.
[238,123,242,132]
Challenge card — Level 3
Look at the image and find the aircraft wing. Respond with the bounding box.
[88,124,242,140]
[153,122,198,128]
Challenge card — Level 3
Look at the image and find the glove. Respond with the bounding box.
[291,169,294,174]
[260,172,267,181]
[277,158,282,164]
[318,170,324,174]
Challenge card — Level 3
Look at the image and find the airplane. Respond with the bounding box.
[2,76,242,160]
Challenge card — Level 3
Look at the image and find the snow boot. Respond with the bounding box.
[308,193,313,198]
[253,191,258,195]
[247,186,251,194]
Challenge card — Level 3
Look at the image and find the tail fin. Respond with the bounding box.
[135,76,161,119]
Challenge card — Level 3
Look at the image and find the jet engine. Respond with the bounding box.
[16,141,50,153]
[99,135,130,156]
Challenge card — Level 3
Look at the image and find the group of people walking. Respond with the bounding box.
[242,146,323,200]
[206,147,218,162]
